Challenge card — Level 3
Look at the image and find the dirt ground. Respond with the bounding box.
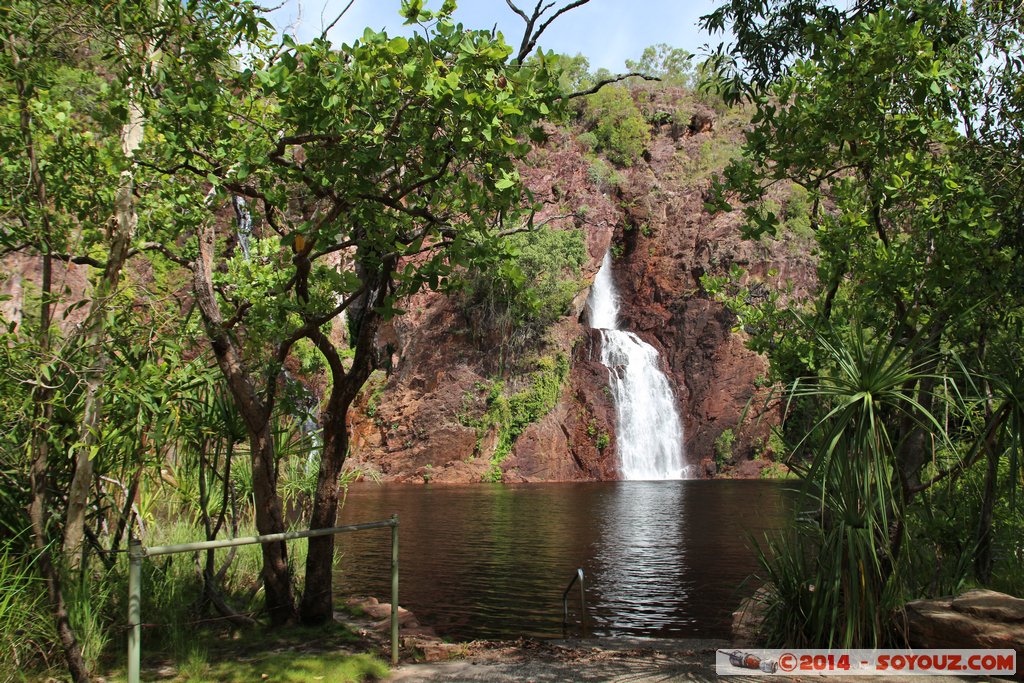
[385,636,1015,683]
[338,598,1014,683]
[388,636,735,682]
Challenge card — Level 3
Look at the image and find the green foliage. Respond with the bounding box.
[625,43,695,86]
[548,52,594,95]
[759,460,794,479]
[106,622,385,683]
[463,354,571,480]
[457,227,586,364]
[756,327,947,647]
[362,371,388,419]
[168,650,389,683]
[755,428,788,461]
[586,420,610,450]
[575,130,598,152]
[754,517,906,648]
[581,85,650,166]
[714,428,736,467]
[585,155,624,192]
[705,0,1024,530]
[780,185,814,241]
[114,519,308,660]
[0,543,56,678]
[674,135,741,186]
[0,0,582,673]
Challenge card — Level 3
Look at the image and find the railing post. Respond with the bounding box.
[122,519,398,675]
[128,538,143,683]
[390,514,399,666]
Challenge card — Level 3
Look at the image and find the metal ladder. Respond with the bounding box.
[561,567,587,636]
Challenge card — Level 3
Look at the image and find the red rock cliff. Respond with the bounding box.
[347,87,816,482]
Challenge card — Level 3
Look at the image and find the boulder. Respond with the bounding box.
[688,109,715,135]
[903,589,1024,679]
[731,587,770,646]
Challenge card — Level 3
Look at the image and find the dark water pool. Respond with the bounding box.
[333,480,795,640]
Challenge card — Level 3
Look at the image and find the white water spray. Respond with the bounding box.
[588,253,690,480]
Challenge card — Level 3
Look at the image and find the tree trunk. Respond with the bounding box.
[298,278,389,624]
[29,407,91,683]
[11,39,91,680]
[298,393,347,624]
[63,32,148,571]
[193,220,296,625]
[974,387,1001,584]
[249,424,296,625]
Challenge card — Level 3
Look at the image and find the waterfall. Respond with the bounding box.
[587,252,690,480]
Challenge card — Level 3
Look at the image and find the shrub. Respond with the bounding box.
[463,355,571,480]
[782,185,815,240]
[576,131,598,152]
[0,543,57,678]
[457,227,586,365]
[586,156,623,192]
[581,85,650,167]
[714,427,736,467]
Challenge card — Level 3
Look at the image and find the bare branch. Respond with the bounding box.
[0,242,28,258]
[563,72,660,100]
[504,0,529,23]
[133,241,193,268]
[320,0,355,41]
[307,327,346,381]
[356,191,443,224]
[49,253,105,268]
[513,0,592,63]
[223,301,253,330]
[311,238,357,260]
[308,285,368,329]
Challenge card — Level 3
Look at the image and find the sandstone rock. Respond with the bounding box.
[688,109,715,135]
[367,603,419,631]
[400,625,438,639]
[731,587,770,647]
[420,641,465,662]
[702,457,717,478]
[347,88,812,482]
[347,595,378,609]
[952,588,1024,622]
[903,590,1024,678]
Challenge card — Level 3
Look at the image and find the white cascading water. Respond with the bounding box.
[588,252,690,480]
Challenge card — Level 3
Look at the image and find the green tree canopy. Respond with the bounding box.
[703,0,1024,645]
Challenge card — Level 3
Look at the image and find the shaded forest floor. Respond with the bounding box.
[388,636,1012,683]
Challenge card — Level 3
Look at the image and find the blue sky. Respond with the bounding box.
[271,1,721,73]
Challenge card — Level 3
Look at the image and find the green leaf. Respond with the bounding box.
[387,37,409,54]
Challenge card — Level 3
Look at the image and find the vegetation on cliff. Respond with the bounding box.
[457,227,586,368]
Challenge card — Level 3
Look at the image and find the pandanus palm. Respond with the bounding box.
[759,325,949,647]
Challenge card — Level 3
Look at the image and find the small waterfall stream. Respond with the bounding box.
[587,253,690,480]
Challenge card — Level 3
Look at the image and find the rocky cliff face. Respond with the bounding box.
[347,86,817,482]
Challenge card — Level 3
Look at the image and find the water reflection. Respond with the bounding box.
[588,482,689,636]
[333,480,793,640]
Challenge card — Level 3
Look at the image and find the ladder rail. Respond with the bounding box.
[561,567,587,636]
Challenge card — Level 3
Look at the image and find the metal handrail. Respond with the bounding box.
[127,515,399,683]
[561,567,587,636]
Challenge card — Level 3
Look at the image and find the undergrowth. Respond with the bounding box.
[461,354,571,481]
